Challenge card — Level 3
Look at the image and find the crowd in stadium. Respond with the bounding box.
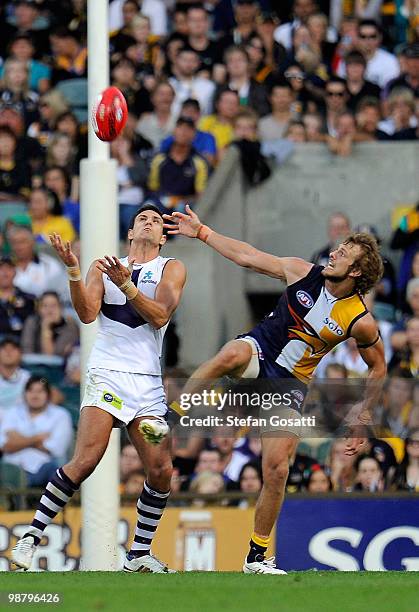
[0,0,419,508]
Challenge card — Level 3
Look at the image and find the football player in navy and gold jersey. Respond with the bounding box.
[162,204,387,575]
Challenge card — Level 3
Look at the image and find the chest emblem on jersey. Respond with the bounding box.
[288,303,327,356]
[142,270,157,284]
[323,317,344,336]
[296,290,314,309]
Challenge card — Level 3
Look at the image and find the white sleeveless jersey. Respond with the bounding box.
[87,255,174,375]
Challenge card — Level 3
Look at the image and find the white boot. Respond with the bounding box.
[243,556,287,575]
[11,535,37,570]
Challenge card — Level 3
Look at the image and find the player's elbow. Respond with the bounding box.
[152,316,169,330]
[79,312,97,324]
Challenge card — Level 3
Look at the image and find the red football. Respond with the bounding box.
[92,86,128,142]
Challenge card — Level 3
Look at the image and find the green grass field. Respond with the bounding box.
[2,572,419,612]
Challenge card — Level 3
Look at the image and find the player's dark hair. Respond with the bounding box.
[128,204,166,248]
[25,375,51,398]
[128,204,164,231]
[343,232,384,295]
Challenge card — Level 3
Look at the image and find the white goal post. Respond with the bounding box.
[79,0,120,571]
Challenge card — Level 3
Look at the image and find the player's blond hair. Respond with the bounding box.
[344,232,384,295]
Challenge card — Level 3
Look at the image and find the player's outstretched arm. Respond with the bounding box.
[163,205,312,284]
[344,313,387,456]
[49,233,104,324]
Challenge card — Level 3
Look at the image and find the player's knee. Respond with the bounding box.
[147,461,172,489]
[263,461,289,488]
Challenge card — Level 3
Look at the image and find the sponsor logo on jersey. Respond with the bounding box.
[101,391,123,410]
[291,389,305,410]
[296,290,314,309]
[142,270,157,284]
[323,317,344,336]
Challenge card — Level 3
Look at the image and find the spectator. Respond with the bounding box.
[27,90,69,151]
[43,166,79,234]
[0,256,35,341]
[245,35,274,86]
[124,13,160,78]
[0,338,31,414]
[306,12,336,70]
[393,428,419,491]
[54,111,87,166]
[0,33,51,94]
[160,98,217,167]
[255,12,286,69]
[49,27,87,85]
[390,317,419,378]
[287,451,318,492]
[28,187,76,244]
[0,58,39,129]
[218,45,269,117]
[238,461,262,501]
[274,0,318,51]
[120,442,143,484]
[0,125,31,200]
[306,465,333,492]
[375,373,413,438]
[0,0,50,59]
[354,456,385,492]
[148,116,208,210]
[111,56,153,119]
[355,97,388,141]
[189,470,226,505]
[194,449,223,476]
[219,0,260,53]
[169,47,216,117]
[46,132,77,176]
[0,103,44,176]
[385,43,419,98]
[311,211,351,267]
[363,438,398,483]
[323,76,349,137]
[198,89,239,153]
[258,82,296,141]
[288,24,329,85]
[110,132,149,238]
[284,62,322,114]
[21,291,79,358]
[327,110,357,156]
[110,0,141,57]
[378,87,417,139]
[8,225,67,300]
[328,439,357,492]
[284,119,307,142]
[136,80,176,148]
[338,19,400,88]
[0,375,73,487]
[185,5,221,77]
[123,469,146,496]
[303,111,325,141]
[211,428,249,484]
[344,50,381,112]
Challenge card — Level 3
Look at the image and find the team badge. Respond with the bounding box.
[296,290,314,309]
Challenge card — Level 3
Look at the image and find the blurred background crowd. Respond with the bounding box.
[0,0,419,508]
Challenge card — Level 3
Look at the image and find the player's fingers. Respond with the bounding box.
[185,204,196,217]
[104,255,116,267]
[98,258,111,269]
[163,222,178,230]
[171,212,188,221]
[162,213,175,221]
[167,229,180,235]
[96,262,107,273]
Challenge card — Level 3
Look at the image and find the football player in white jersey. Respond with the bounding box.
[11,204,186,574]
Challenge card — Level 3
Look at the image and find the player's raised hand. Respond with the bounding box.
[96,255,131,287]
[49,233,79,267]
[344,436,366,456]
[163,204,202,238]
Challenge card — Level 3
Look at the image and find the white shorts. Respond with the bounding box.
[81,368,167,425]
